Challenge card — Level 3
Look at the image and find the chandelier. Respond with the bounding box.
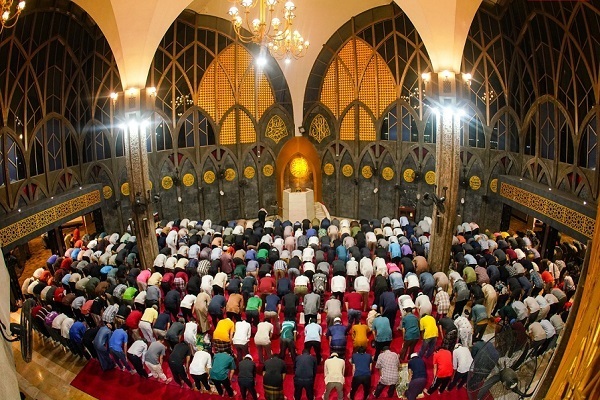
[1,0,25,33]
[228,0,309,61]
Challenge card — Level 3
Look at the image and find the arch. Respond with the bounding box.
[275,137,322,210]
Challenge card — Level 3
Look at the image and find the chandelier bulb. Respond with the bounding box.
[284,1,295,11]
[241,0,253,7]
[19,1,26,10]
[228,6,239,16]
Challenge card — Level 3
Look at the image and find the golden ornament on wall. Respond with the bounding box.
[120,182,130,196]
[425,171,436,185]
[102,186,113,199]
[203,171,216,184]
[224,168,236,181]
[469,176,482,191]
[323,163,334,176]
[148,180,153,190]
[263,164,274,177]
[161,176,173,190]
[382,167,394,181]
[403,169,415,183]
[362,166,373,179]
[490,178,498,193]
[342,164,354,177]
[290,157,309,179]
[182,173,195,187]
[244,166,256,179]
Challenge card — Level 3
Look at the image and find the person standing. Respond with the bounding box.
[372,313,393,361]
[232,317,252,362]
[255,318,274,364]
[399,309,420,361]
[304,318,323,364]
[323,352,345,400]
[127,339,149,378]
[138,304,158,343]
[108,324,133,373]
[168,341,195,389]
[210,351,236,397]
[263,354,287,400]
[447,343,473,391]
[238,354,259,400]
[194,290,211,333]
[350,346,372,400]
[404,353,427,400]
[424,347,454,395]
[145,339,172,383]
[280,317,298,362]
[294,349,317,400]
[189,348,212,393]
[418,313,438,358]
[373,346,399,397]
[434,287,451,320]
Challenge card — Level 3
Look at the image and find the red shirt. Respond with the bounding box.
[433,349,454,378]
[344,292,362,310]
[541,271,554,283]
[125,310,143,329]
[258,277,276,294]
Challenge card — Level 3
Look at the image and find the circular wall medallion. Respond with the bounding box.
[161,176,173,190]
[403,168,415,183]
[490,178,498,193]
[147,180,153,190]
[263,164,274,177]
[182,173,195,187]
[102,186,113,199]
[382,167,394,181]
[425,171,436,185]
[323,163,334,176]
[203,171,216,184]
[342,164,354,177]
[120,182,130,196]
[361,165,373,179]
[224,168,236,181]
[244,166,255,179]
[469,175,482,191]
[290,157,310,179]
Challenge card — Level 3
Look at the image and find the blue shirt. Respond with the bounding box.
[389,242,402,259]
[327,324,347,346]
[372,316,392,342]
[265,294,280,312]
[401,314,420,340]
[69,322,86,343]
[379,291,398,313]
[304,322,322,342]
[108,328,128,352]
[408,356,427,379]
[336,245,348,262]
[210,352,235,381]
[352,352,372,377]
[389,272,404,291]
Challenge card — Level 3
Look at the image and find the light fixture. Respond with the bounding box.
[462,73,472,84]
[228,0,309,60]
[421,72,431,83]
[110,92,118,104]
[441,70,452,80]
[1,1,25,33]
[146,87,157,97]
[584,201,587,205]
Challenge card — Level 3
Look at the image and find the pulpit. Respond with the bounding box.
[282,188,315,222]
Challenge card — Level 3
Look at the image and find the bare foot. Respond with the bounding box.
[165,378,173,384]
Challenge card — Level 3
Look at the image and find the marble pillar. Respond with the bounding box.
[428,109,461,272]
[123,88,159,270]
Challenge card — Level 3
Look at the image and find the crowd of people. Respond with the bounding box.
[18,210,582,400]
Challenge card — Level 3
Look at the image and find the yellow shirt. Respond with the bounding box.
[147,272,162,286]
[420,315,438,340]
[213,318,235,342]
[141,307,158,324]
[351,324,369,347]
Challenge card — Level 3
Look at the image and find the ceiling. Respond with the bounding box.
[72,0,484,126]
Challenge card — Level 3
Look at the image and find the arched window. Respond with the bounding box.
[524,119,536,156]
[539,102,555,160]
[65,132,79,167]
[30,131,45,176]
[380,106,398,141]
[464,111,485,149]
[95,128,111,161]
[492,113,519,152]
[46,119,63,171]
[83,131,93,163]
[155,114,173,151]
[178,110,215,148]
[115,128,125,157]
[424,112,437,144]
[558,112,573,164]
[6,136,26,182]
[400,106,418,142]
[579,117,597,169]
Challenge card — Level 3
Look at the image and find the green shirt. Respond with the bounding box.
[246,296,262,311]
[210,352,235,381]
[122,287,137,300]
[257,248,269,260]
[281,320,296,340]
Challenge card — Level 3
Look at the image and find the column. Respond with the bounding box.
[427,72,462,272]
[122,88,159,270]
